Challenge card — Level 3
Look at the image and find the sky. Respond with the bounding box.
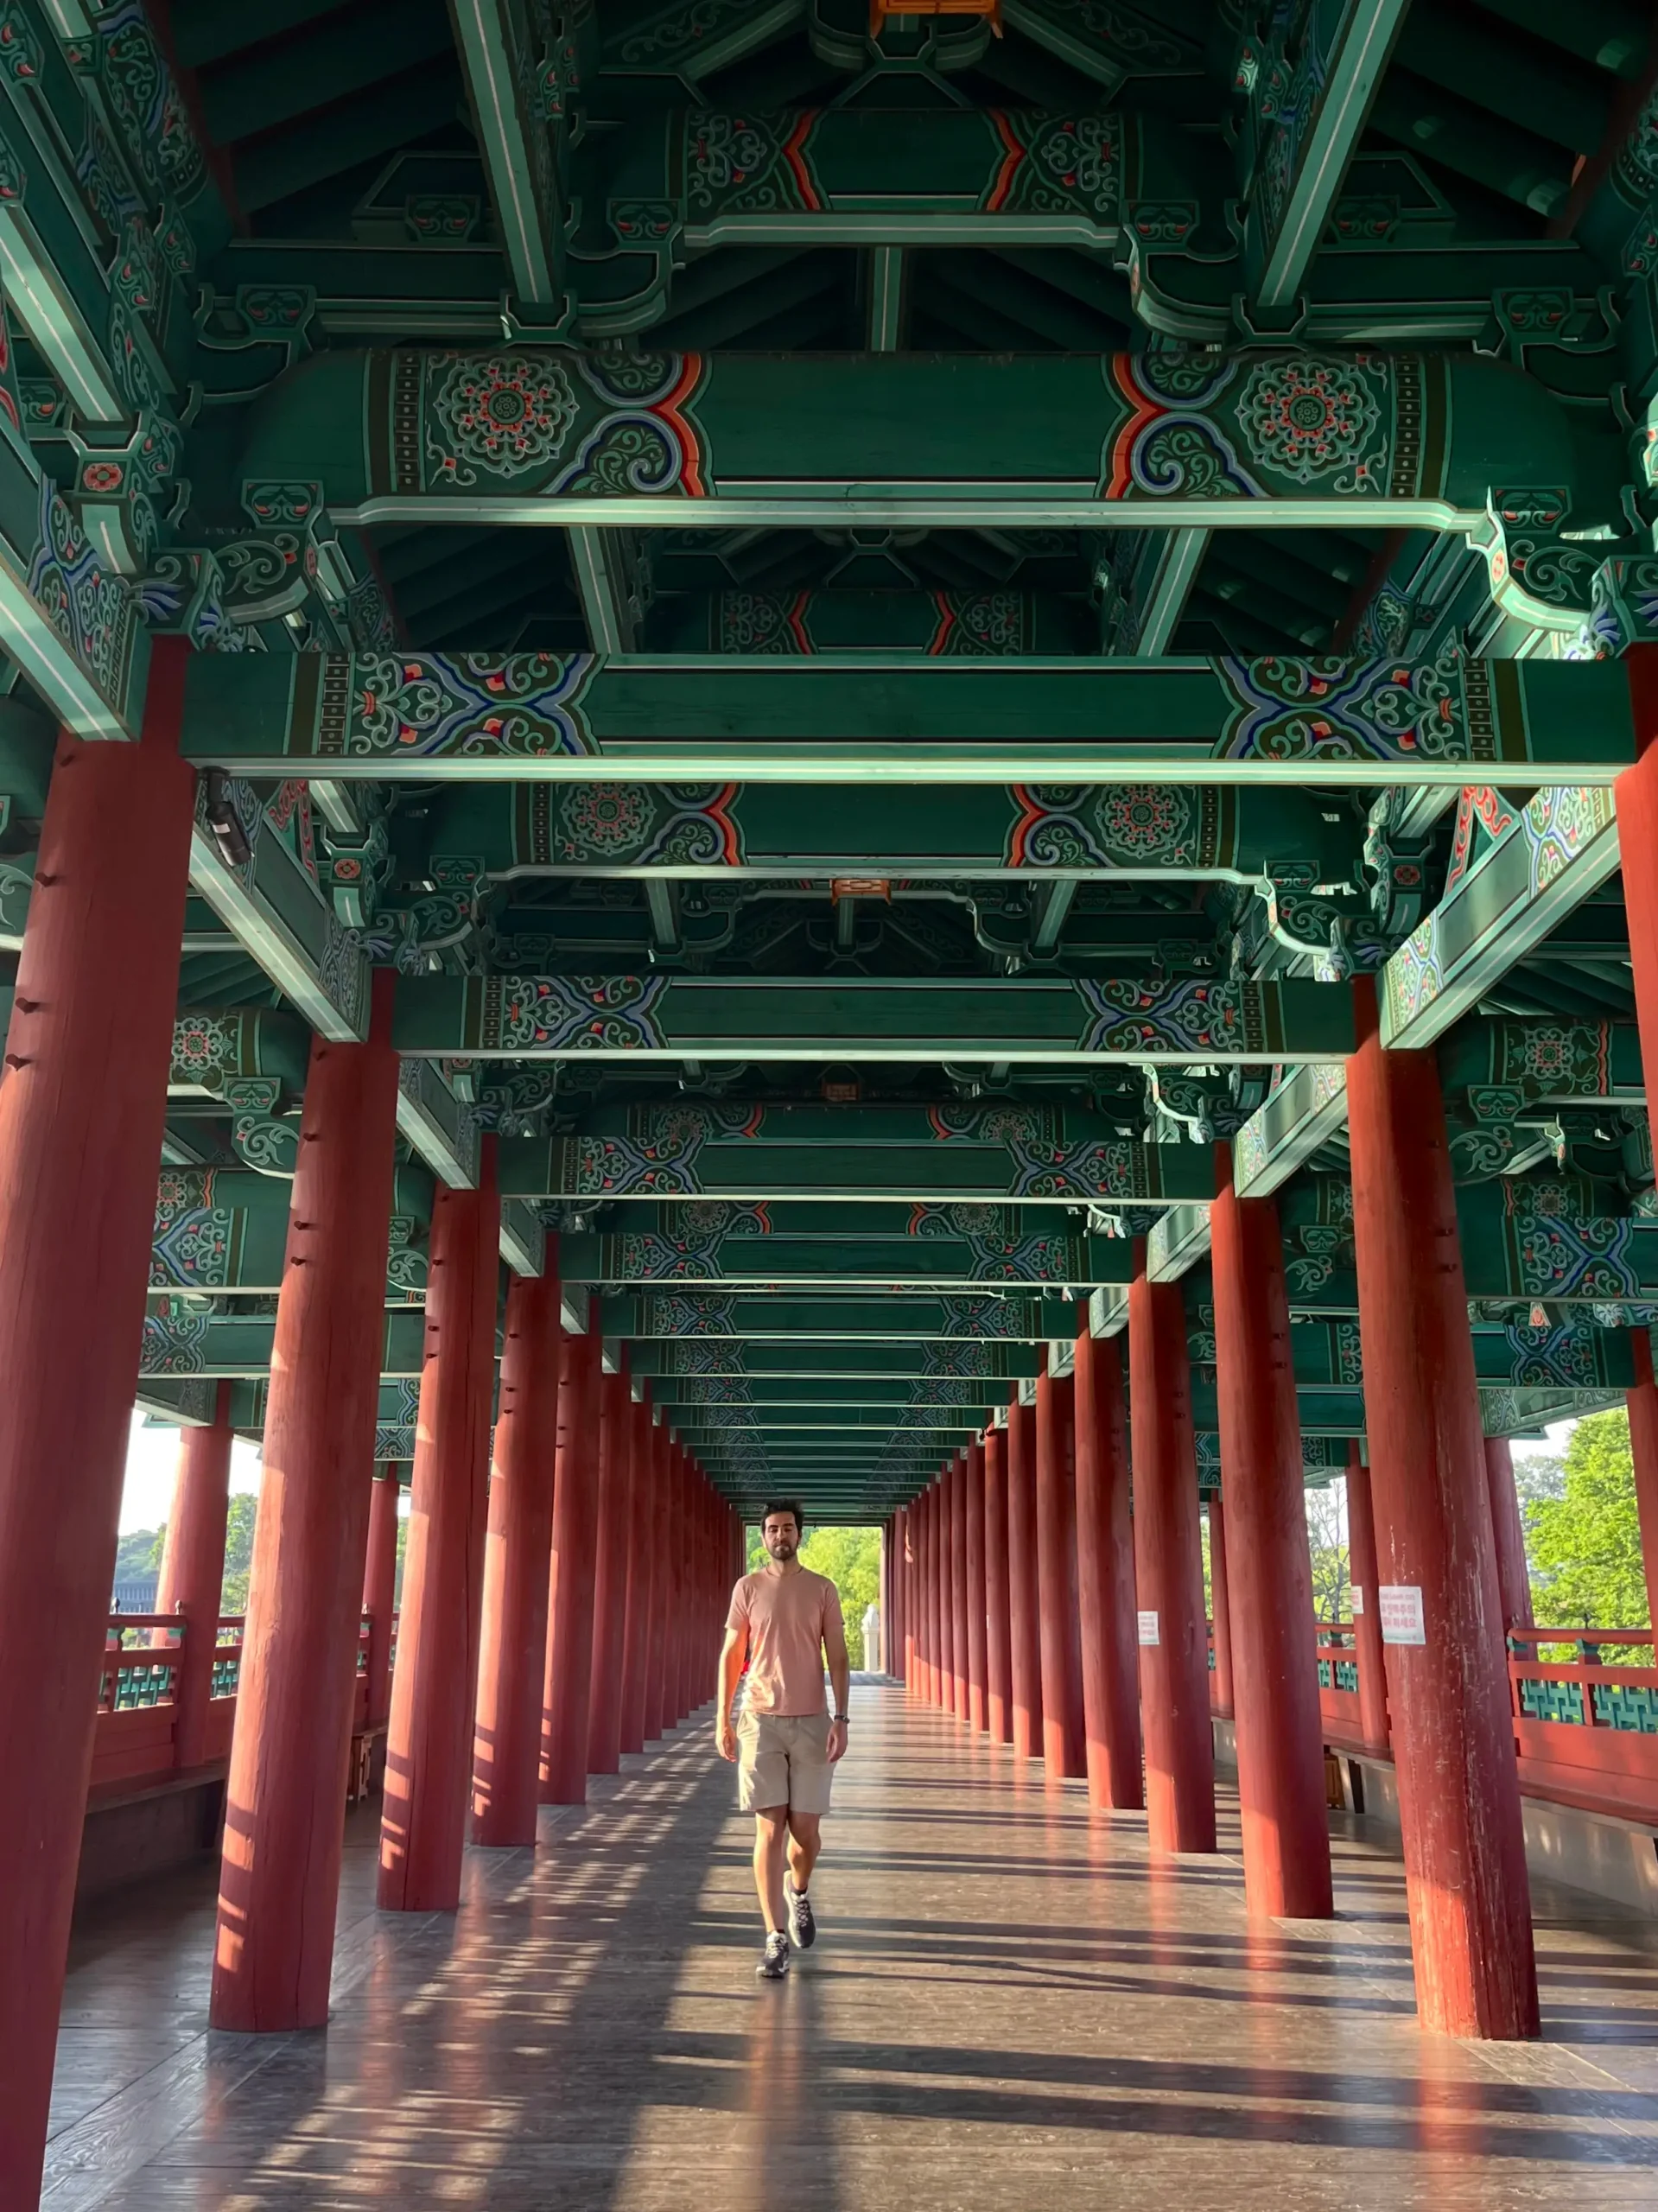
[1511,1419,1575,1465]
[118,1410,264,1532]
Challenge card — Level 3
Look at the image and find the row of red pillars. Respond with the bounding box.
[888,936,1658,2048]
[0,648,742,2204]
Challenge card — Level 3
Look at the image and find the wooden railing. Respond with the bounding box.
[1247,1611,1658,1830]
[91,1610,384,1799]
[1506,1626,1658,1824]
[1313,1622,1363,1738]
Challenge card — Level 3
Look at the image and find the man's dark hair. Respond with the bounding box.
[761,1498,805,1535]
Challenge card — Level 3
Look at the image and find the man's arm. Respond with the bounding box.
[715,1622,747,1760]
[823,1605,850,1764]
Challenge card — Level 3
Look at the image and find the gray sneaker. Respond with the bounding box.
[786,1880,816,1950]
[758,1930,791,1980]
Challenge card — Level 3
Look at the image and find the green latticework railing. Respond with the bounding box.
[210,1655,241,1699]
[1317,1657,1359,1693]
[1516,1675,1658,1733]
[100,1659,179,1710]
[1517,1676,1585,1726]
[1594,1682,1658,1733]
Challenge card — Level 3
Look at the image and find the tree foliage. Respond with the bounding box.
[1524,1409,1648,1628]
[1305,1487,1350,1622]
[114,1526,164,1583]
[743,1522,883,1667]
[218,1495,259,1613]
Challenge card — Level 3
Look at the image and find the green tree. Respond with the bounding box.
[219,1494,259,1613]
[743,1521,884,1667]
[1305,1485,1350,1622]
[1526,1408,1648,1627]
[114,1526,164,1584]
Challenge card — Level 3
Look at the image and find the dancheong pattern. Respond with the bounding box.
[150,1171,238,1289]
[574,1104,759,1196]
[645,1293,740,1335]
[480,975,670,1052]
[924,1104,1147,1198]
[1007,784,1231,869]
[389,348,707,499]
[25,474,141,717]
[911,1205,1081,1282]
[532,783,742,865]
[716,590,1027,657]
[313,653,597,763]
[1077,978,1263,1056]
[169,1014,250,1090]
[673,110,1121,226]
[1216,649,1500,766]
[1099,350,1423,503]
[939,1297,1027,1338]
[616,1201,771,1279]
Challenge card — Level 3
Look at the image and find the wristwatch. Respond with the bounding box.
[832,1712,849,1724]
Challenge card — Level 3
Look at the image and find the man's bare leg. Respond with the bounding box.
[753,1808,789,1933]
[785,1810,822,1895]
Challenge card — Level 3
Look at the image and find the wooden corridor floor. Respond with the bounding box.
[39,1684,1658,2211]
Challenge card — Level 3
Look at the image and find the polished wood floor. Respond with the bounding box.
[41,1683,1658,2209]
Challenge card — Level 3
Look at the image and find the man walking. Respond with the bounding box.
[716,1501,850,1980]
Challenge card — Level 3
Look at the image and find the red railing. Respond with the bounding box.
[91,1610,383,1798]
[1207,1611,1658,1830]
[1506,1625,1658,1825]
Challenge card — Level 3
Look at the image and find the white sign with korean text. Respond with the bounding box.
[1378,1585,1426,1645]
[1137,1610,1159,1647]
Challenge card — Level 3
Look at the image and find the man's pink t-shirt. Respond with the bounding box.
[727,1567,843,1715]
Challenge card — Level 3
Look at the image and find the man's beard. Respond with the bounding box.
[767,1539,797,1561]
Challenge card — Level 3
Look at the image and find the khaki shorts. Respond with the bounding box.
[736,1709,835,1815]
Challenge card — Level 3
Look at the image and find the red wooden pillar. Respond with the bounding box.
[1073,1326,1141,1810]
[1007,1396,1044,1761]
[379,1143,501,1912]
[1483,1439,1534,1630]
[0,657,194,2199]
[664,1446,685,1725]
[899,1501,915,1693]
[1629,1333,1658,1626]
[1129,1250,1217,1853]
[1344,1445,1390,1752]
[472,1253,562,1847]
[1035,1362,1085,1780]
[362,1466,399,1732]
[1348,977,1537,2037]
[644,1422,670,1741]
[909,1497,924,1698]
[213,974,401,2031]
[937,1465,953,1709]
[685,1465,705,1712]
[1207,1494,1235,1719]
[541,1325,602,1802]
[1210,1154,1332,1919]
[894,1510,906,1677]
[1628,1332,1658,1631]
[912,1485,929,1700]
[586,1362,631,1773]
[937,1478,946,1716]
[963,1440,987,1730]
[676,1450,695,1724]
[949,1451,970,1719]
[983,1426,1013,1744]
[675,1450,696,1721]
[619,1395,655,1756]
[157,1380,236,1771]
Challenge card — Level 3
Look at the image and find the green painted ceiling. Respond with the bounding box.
[3,0,1650,1516]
